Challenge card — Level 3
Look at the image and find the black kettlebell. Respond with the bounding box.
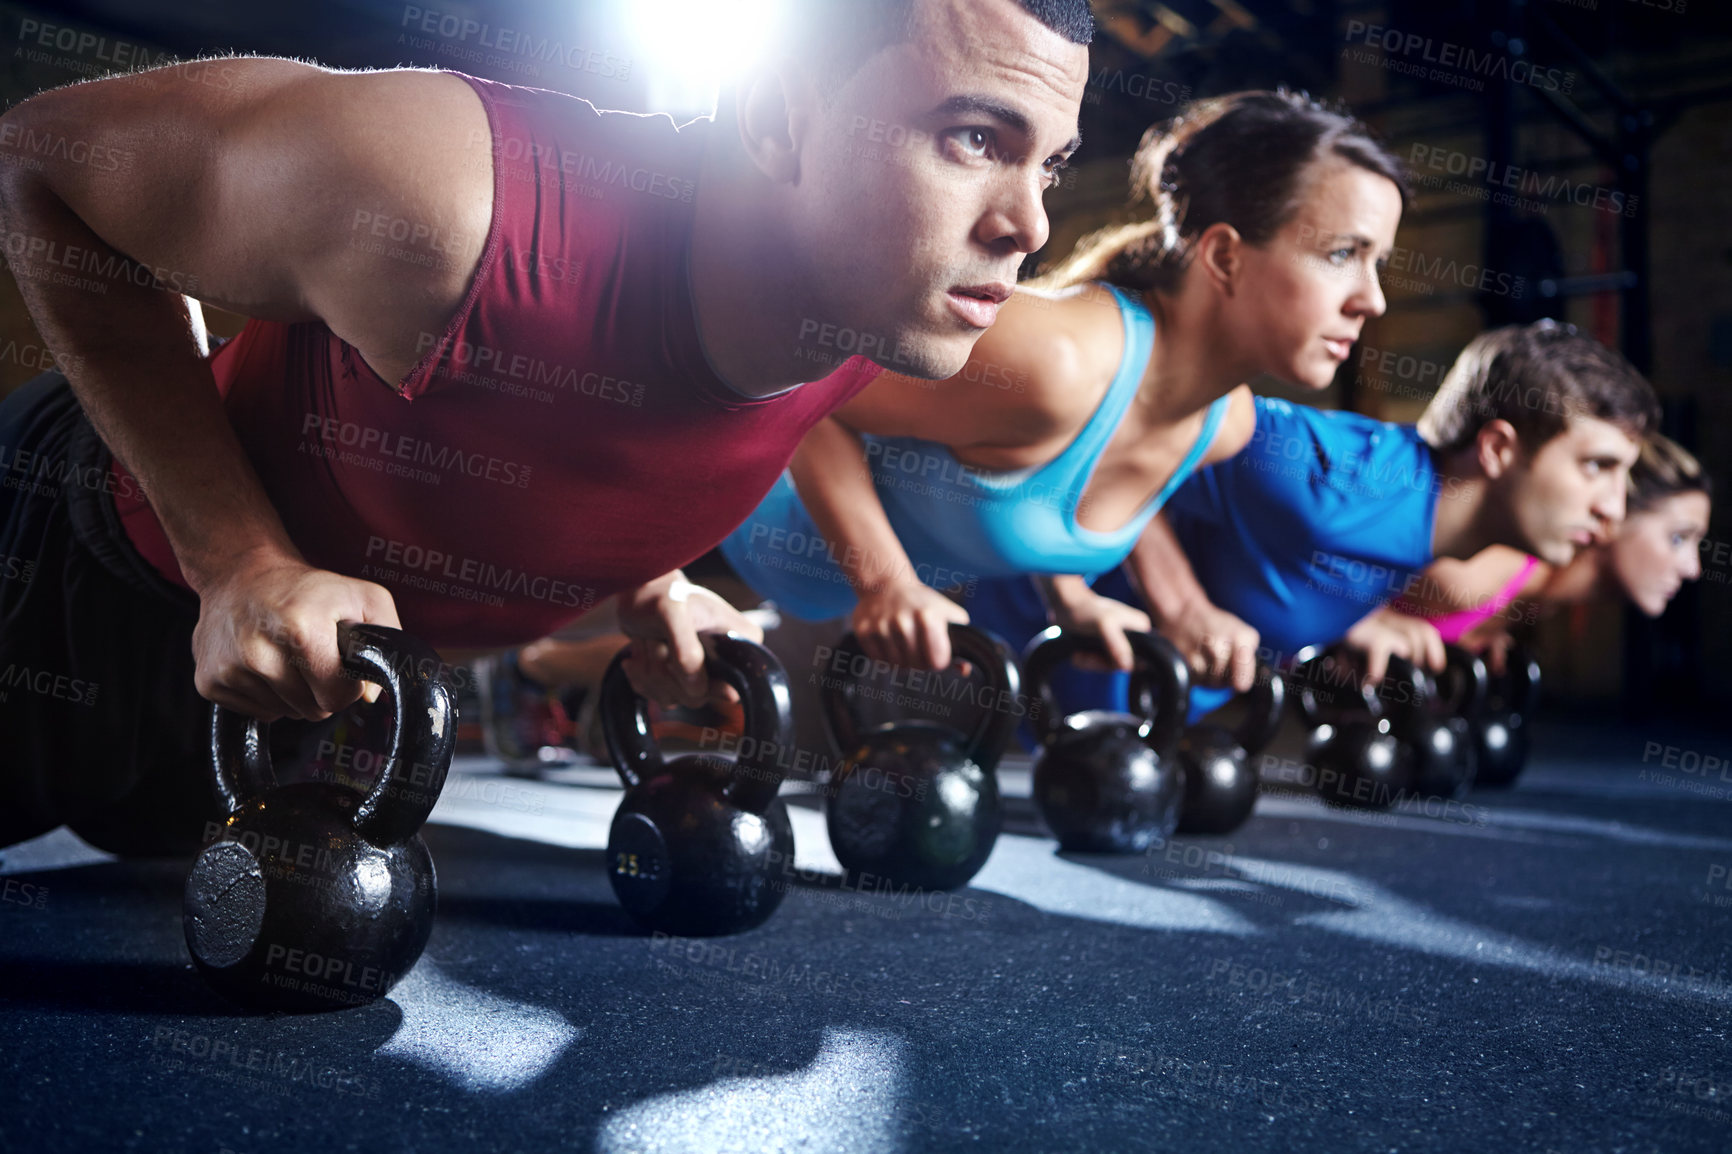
[1391,647,1488,799]
[601,632,795,936]
[1175,664,1285,835]
[819,624,1019,891]
[183,623,456,1012]
[1022,627,1190,853]
[1474,647,1541,788]
[1294,645,1412,812]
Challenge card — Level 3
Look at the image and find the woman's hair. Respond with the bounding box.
[1417,321,1660,455]
[1029,89,1408,294]
[1629,433,1712,514]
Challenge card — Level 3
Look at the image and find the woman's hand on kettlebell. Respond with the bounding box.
[850,581,969,671]
[619,571,762,709]
[1344,607,1446,686]
[191,548,398,722]
[1050,592,1152,672]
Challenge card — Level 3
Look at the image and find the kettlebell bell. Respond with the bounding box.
[183,623,456,1012]
[819,624,1019,891]
[1022,627,1190,853]
[1293,645,1412,812]
[1474,647,1541,787]
[601,632,795,936]
[1391,647,1488,799]
[1175,663,1285,835]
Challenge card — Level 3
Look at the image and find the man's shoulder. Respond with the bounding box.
[457,72,709,169]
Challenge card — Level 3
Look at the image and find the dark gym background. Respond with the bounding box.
[1,0,1728,715]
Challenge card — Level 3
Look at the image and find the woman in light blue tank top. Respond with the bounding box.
[719,90,1410,674]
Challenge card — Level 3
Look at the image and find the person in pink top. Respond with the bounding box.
[1377,434,1712,670]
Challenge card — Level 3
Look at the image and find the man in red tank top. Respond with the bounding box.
[0,0,1091,850]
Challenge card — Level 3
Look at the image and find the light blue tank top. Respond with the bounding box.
[719,284,1231,621]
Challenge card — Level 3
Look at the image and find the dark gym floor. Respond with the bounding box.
[4,717,1731,1154]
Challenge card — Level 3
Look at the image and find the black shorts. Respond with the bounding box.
[0,372,216,855]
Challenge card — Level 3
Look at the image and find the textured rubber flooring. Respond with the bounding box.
[3,719,1731,1154]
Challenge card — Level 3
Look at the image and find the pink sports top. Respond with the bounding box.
[1413,556,1540,644]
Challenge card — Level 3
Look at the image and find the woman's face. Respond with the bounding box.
[1607,490,1711,615]
[1229,158,1404,390]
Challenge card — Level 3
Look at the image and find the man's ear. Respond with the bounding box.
[1192,223,1244,298]
[732,64,809,184]
[1475,418,1522,480]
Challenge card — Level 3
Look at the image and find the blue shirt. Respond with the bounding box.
[1163,395,1438,663]
[965,396,1440,722]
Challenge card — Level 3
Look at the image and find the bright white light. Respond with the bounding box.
[627,0,781,119]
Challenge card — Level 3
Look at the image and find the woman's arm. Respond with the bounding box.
[1123,511,1261,692]
[785,291,1096,670]
[788,416,969,669]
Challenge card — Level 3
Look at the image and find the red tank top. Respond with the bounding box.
[110,73,878,648]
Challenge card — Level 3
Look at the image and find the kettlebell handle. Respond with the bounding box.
[208,622,458,848]
[599,632,795,814]
[1495,645,1542,715]
[1022,627,1191,755]
[818,625,1021,773]
[1225,662,1286,756]
[1290,644,1386,725]
[1426,645,1489,720]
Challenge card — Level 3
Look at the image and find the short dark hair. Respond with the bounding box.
[1033,89,1407,293]
[1417,321,1661,454]
[779,0,1094,88]
[1629,434,1711,513]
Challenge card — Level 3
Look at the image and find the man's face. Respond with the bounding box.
[788,0,1088,379]
[1497,415,1643,565]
